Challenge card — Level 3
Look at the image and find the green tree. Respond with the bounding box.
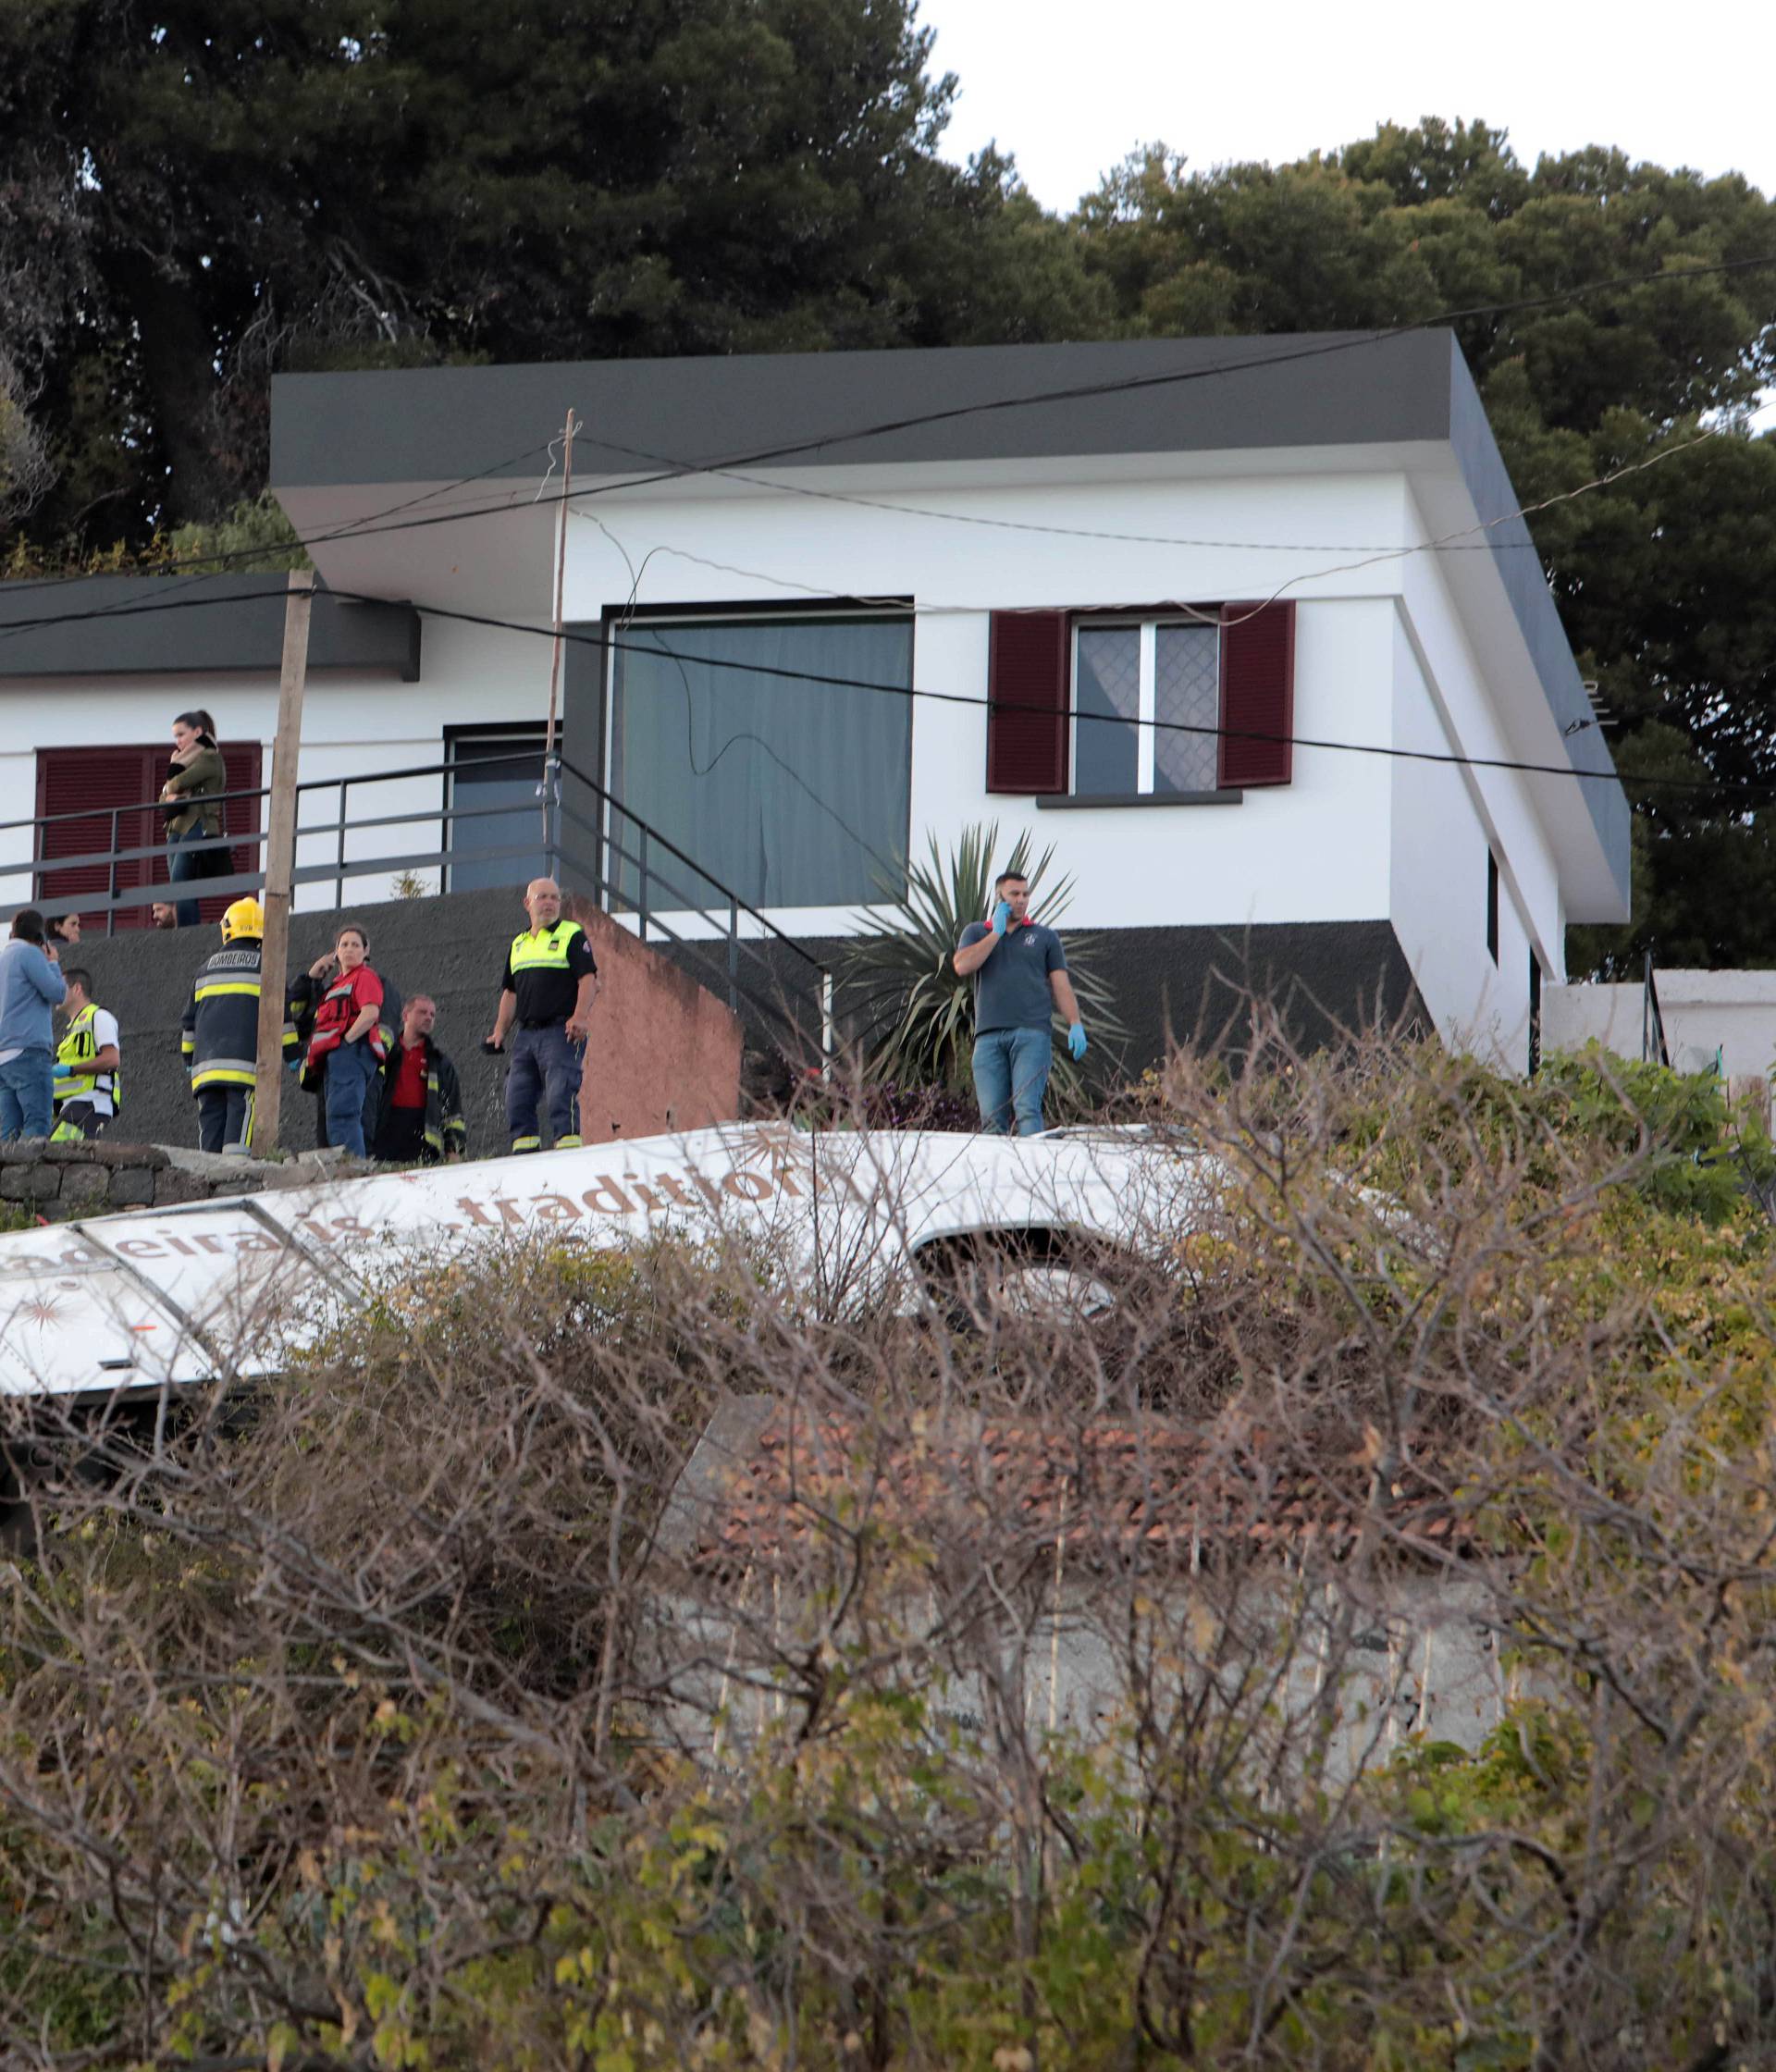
[1075,121,1776,971]
[0,0,1106,551]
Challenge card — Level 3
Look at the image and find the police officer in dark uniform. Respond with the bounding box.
[484,877,598,1153]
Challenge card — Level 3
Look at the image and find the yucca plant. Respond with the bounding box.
[840,822,1125,1114]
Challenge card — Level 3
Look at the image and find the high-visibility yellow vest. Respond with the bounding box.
[55,1003,121,1112]
[507,919,586,974]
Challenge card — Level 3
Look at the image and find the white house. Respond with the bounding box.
[0,331,1629,1071]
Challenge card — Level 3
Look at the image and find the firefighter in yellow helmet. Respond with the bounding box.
[179,896,296,1154]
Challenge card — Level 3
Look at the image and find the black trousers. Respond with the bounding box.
[50,1098,107,1142]
[373,1104,426,1164]
[196,1083,254,1155]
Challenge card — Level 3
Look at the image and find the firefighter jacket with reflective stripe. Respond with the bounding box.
[55,1002,120,1113]
[301,966,388,1080]
[501,919,597,1027]
[288,968,402,1071]
[180,943,297,1092]
[371,1036,467,1164]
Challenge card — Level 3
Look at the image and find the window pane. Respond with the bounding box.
[1074,626,1140,795]
[1153,624,1220,794]
[610,618,912,910]
[448,732,549,892]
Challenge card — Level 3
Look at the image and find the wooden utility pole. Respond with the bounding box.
[541,407,578,845]
[251,570,314,1153]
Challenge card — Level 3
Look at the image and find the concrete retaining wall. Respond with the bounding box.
[58,884,743,1158]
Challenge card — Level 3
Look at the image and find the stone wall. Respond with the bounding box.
[0,1141,340,1221]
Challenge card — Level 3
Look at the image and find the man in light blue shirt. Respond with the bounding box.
[0,908,68,1141]
[954,869,1087,1136]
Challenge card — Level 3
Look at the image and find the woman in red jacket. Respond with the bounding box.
[300,923,386,1157]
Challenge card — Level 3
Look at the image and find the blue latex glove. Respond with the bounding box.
[51,1061,72,1079]
[991,899,1012,935]
[1067,1023,1088,1061]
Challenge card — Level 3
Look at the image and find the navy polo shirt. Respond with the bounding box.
[958,919,1067,1033]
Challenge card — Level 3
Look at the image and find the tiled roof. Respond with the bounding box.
[672,1405,1462,1578]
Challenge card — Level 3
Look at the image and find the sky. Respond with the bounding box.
[919,0,1776,429]
[920,0,1776,214]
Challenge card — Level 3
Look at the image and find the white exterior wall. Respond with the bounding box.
[1389,614,1536,1067]
[0,609,549,919]
[0,450,1606,1059]
[557,467,1412,938]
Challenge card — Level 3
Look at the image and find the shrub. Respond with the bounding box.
[6,1034,1776,2066]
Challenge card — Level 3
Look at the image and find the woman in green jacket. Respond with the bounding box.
[159,709,227,929]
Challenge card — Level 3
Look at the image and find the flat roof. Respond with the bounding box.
[271,330,1465,487]
[0,574,420,680]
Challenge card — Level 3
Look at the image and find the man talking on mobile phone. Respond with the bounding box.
[952,868,1086,1136]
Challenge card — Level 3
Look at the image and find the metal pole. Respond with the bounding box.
[335,777,348,909]
[637,825,648,944]
[728,897,740,1015]
[107,807,118,937]
[252,570,314,1154]
[543,752,561,883]
[541,406,578,838]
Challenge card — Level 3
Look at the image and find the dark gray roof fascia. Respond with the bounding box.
[1442,338,1629,908]
[0,574,420,681]
[271,330,1460,488]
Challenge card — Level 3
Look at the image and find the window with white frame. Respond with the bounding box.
[1072,618,1222,797]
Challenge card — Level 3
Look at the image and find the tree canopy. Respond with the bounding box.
[3,48,1774,969]
[0,0,1102,539]
[1073,120,1776,971]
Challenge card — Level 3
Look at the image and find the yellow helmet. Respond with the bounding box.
[220,896,265,943]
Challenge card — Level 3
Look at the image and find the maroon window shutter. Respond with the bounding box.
[1217,602,1295,789]
[986,610,1069,795]
[33,739,264,930]
[34,747,165,922]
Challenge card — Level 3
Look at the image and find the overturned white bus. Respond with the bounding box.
[0,1124,1213,1402]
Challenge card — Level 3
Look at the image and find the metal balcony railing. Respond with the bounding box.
[7,751,834,1061]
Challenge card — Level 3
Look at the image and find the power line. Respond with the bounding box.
[8,248,1770,590]
[561,426,1719,635]
[0,438,559,610]
[277,249,1776,544]
[6,569,1747,801]
[0,393,1731,682]
[359,593,1710,798]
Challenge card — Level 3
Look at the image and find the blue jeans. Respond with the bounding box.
[972,1026,1053,1137]
[0,1050,55,1141]
[506,1022,584,1151]
[323,1037,380,1158]
[167,821,208,929]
